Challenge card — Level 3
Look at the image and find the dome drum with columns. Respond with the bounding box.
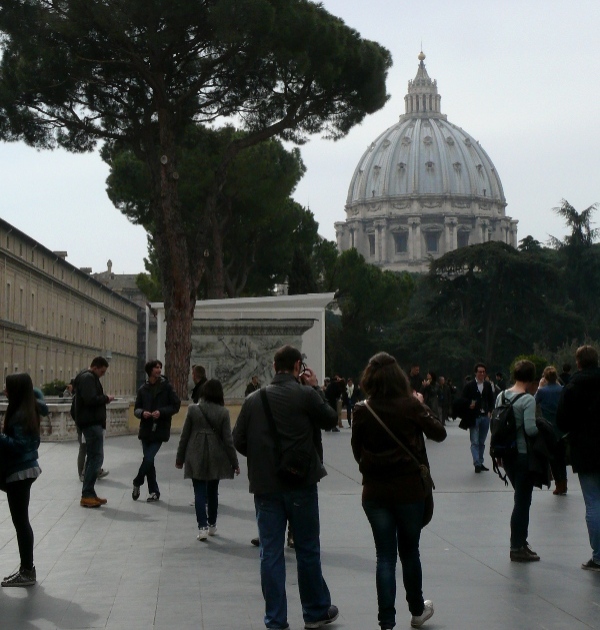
[335,53,517,273]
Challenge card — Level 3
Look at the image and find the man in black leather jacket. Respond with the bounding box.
[74,356,114,508]
[233,345,339,630]
[132,360,181,502]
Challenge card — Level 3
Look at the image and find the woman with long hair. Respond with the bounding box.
[176,379,240,540]
[352,352,446,629]
[1,373,42,587]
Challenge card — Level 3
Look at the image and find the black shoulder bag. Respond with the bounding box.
[260,387,312,486]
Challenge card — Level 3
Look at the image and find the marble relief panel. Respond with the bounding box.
[190,319,314,398]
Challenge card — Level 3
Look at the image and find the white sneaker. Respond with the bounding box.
[208,524,217,536]
[197,528,209,541]
[411,600,434,628]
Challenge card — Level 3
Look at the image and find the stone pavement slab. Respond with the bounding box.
[1,423,598,629]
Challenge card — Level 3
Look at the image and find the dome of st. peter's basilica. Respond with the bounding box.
[335,52,517,272]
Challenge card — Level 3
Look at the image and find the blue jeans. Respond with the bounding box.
[81,425,104,498]
[254,484,331,629]
[469,415,490,466]
[362,500,425,627]
[503,453,534,550]
[133,440,162,495]
[192,479,219,529]
[578,472,600,563]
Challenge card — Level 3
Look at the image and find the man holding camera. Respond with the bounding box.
[233,345,339,630]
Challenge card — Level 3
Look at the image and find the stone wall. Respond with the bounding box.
[0,399,243,442]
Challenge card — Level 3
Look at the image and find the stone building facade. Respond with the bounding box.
[0,218,139,396]
[335,52,517,272]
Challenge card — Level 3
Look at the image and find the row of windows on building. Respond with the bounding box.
[4,285,133,352]
[3,283,134,351]
[366,230,470,257]
[3,232,130,314]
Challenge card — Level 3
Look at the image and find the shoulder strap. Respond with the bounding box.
[260,387,283,458]
[504,392,526,407]
[364,400,421,468]
[197,404,222,442]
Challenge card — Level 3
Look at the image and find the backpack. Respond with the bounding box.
[489,391,526,484]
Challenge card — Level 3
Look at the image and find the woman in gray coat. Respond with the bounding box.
[176,379,239,540]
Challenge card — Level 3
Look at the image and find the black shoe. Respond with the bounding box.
[2,566,36,587]
[480,464,489,471]
[287,534,295,549]
[304,605,339,628]
[510,546,540,562]
[581,558,600,572]
[251,537,260,547]
[331,427,340,432]
[474,465,482,473]
[146,493,160,502]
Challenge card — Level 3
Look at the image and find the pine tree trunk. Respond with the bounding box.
[144,111,199,399]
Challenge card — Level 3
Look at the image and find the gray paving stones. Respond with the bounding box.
[1,425,598,629]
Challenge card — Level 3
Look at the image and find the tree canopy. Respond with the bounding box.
[0,0,392,395]
[104,124,311,298]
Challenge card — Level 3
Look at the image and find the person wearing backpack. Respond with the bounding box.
[495,360,540,562]
[556,345,600,572]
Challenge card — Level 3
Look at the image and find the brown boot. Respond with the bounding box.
[80,497,102,508]
[553,480,567,495]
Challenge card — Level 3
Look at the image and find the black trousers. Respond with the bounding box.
[6,478,35,571]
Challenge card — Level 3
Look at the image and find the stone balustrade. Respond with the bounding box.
[0,399,132,442]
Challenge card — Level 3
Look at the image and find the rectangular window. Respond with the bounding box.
[5,283,10,319]
[426,232,439,253]
[394,232,408,254]
[457,231,470,248]
[368,234,376,257]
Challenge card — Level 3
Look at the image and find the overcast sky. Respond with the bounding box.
[1,0,599,274]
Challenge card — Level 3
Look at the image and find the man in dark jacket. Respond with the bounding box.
[408,364,423,395]
[190,364,207,403]
[244,375,260,397]
[461,363,496,473]
[74,356,113,508]
[133,360,181,502]
[556,345,600,572]
[233,345,339,630]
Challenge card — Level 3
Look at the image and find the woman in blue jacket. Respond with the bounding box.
[1,373,41,587]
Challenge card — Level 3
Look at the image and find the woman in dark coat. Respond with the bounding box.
[352,353,446,630]
[1,373,41,587]
[176,379,239,540]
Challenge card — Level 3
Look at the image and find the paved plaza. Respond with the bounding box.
[0,423,598,630]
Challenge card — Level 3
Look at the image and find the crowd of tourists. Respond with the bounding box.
[1,344,598,630]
